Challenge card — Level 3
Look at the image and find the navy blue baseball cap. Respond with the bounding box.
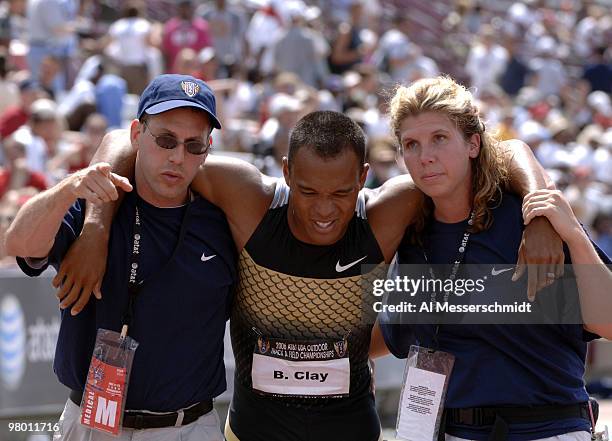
[137,74,222,129]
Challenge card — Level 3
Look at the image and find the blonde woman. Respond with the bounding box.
[373,76,611,441]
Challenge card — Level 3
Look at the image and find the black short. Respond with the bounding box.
[228,381,381,441]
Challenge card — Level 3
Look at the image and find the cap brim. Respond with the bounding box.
[145,100,222,129]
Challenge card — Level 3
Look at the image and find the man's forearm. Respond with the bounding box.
[5,177,77,258]
[503,139,554,197]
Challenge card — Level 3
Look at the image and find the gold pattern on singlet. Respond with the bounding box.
[231,249,386,406]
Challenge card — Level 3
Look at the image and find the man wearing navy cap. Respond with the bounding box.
[5,74,235,441]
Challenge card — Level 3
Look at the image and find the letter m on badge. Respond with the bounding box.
[94,397,118,432]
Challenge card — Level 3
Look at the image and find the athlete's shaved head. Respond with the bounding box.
[288,111,366,170]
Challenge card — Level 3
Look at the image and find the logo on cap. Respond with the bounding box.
[181,81,200,98]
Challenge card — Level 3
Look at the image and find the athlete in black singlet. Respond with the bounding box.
[228,181,384,441]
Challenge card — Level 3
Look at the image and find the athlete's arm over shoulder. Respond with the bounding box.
[191,154,277,250]
[499,139,568,298]
[365,175,425,263]
[500,139,555,196]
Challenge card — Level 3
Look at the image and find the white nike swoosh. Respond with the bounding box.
[201,253,217,262]
[335,256,367,273]
[491,267,513,276]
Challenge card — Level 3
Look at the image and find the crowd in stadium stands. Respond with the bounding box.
[0,0,609,264]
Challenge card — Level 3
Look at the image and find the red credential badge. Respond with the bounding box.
[78,329,138,436]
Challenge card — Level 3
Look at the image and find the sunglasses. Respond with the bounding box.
[142,120,210,155]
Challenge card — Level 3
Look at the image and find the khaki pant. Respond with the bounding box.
[53,399,224,441]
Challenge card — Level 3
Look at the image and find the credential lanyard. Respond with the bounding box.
[421,210,474,348]
[121,198,192,339]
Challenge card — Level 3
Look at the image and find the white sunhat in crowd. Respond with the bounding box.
[268,93,302,116]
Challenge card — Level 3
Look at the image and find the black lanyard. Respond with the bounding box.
[120,198,192,338]
[420,210,474,349]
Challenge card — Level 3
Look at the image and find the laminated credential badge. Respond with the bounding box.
[396,345,455,441]
[78,329,139,436]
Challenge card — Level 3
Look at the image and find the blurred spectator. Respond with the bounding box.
[373,14,438,83]
[494,109,519,142]
[0,134,47,200]
[103,0,154,95]
[257,92,303,177]
[26,0,78,93]
[587,91,612,130]
[593,212,612,258]
[56,55,127,130]
[564,166,606,228]
[0,49,19,113]
[162,0,212,73]
[38,55,61,99]
[197,0,246,78]
[574,124,612,185]
[172,47,199,76]
[94,71,127,129]
[58,55,103,131]
[529,35,568,99]
[0,1,10,47]
[195,46,217,81]
[0,78,41,140]
[12,98,61,175]
[592,137,611,186]
[465,25,508,96]
[395,44,439,84]
[462,1,483,34]
[373,13,410,76]
[573,5,608,59]
[498,37,529,97]
[518,119,550,167]
[303,6,330,73]
[52,112,107,174]
[559,80,592,128]
[365,137,402,189]
[341,64,381,112]
[582,46,612,94]
[244,0,285,76]
[8,0,28,44]
[328,0,365,75]
[273,0,323,88]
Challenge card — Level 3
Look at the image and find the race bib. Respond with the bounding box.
[251,336,350,398]
[79,329,138,436]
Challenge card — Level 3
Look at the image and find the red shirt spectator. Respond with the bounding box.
[0,167,47,199]
[162,0,212,72]
[0,79,42,139]
[0,106,28,139]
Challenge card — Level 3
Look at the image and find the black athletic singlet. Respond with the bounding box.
[227,181,385,441]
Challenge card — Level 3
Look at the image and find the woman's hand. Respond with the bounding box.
[522,189,583,244]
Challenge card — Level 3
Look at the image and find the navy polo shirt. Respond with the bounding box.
[18,190,237,412]
[381,193,611,441]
